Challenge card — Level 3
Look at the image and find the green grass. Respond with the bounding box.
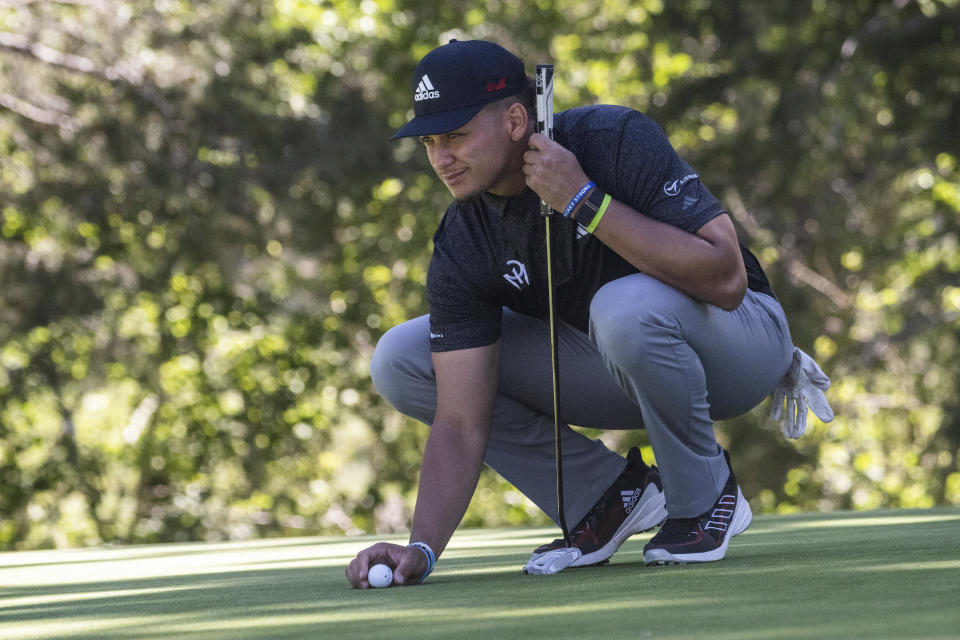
[1,507,959,639]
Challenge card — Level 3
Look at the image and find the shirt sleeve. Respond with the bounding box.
[562,107,725,235]
[614,110,725,234]
[426,217,502,353]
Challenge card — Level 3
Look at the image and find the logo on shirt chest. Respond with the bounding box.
[503,260,530,290]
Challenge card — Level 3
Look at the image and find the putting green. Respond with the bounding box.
[1,507,958,639]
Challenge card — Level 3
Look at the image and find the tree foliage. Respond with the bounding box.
[1,0,958,549]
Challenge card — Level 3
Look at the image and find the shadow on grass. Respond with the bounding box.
[1,566,370,639]
[0,508,957,639]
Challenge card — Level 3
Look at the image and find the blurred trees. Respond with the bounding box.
[0,0,957,549]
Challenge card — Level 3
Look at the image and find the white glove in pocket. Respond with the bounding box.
[770,347,834,439]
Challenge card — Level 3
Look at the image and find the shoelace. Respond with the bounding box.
[570,504,602,537]
[660,517,700,536]
[540,504,599,548]
[562,484,625,542]
[550,467,648,546]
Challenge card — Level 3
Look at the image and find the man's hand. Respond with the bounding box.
[523,133,591,212]
[345,542,428,589]
[345,344,501,590]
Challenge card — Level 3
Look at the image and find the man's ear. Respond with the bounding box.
[503,102,530,141]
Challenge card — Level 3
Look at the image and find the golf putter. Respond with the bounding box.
[535,63,571,547]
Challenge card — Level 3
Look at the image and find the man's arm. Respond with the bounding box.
[345,341,500,588]
[523,133,747,311]
[408,342,499,554]
[589,205,746,311]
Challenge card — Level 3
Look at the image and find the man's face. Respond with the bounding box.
[419,105,518,201]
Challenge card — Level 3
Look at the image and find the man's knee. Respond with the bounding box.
[589,275,693,367]
[369,317,432,412]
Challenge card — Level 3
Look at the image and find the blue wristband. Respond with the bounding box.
[407,542,436,583]
[562,181,595,217]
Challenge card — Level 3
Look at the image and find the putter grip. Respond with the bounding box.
[536,64,554,218]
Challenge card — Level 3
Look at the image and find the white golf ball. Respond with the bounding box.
[367,563,393,588]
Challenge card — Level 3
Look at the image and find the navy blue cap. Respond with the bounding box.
[391,40,527,140]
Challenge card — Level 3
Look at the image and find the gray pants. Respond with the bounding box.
[370,273,793,525]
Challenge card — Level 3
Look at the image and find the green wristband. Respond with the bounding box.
[584,193,612,234]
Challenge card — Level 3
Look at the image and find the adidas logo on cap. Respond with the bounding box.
[414,74,440,102]
[392,40,526,140]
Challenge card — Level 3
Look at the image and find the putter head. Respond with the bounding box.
[522,546,582,575]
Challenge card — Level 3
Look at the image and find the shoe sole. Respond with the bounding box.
[643,486,753,565]
[531,485,667,567]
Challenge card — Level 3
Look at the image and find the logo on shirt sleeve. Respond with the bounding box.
[663,173,698,196]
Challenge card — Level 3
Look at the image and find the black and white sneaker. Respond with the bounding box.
[528,447,667,568]
[643,451,752,565]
